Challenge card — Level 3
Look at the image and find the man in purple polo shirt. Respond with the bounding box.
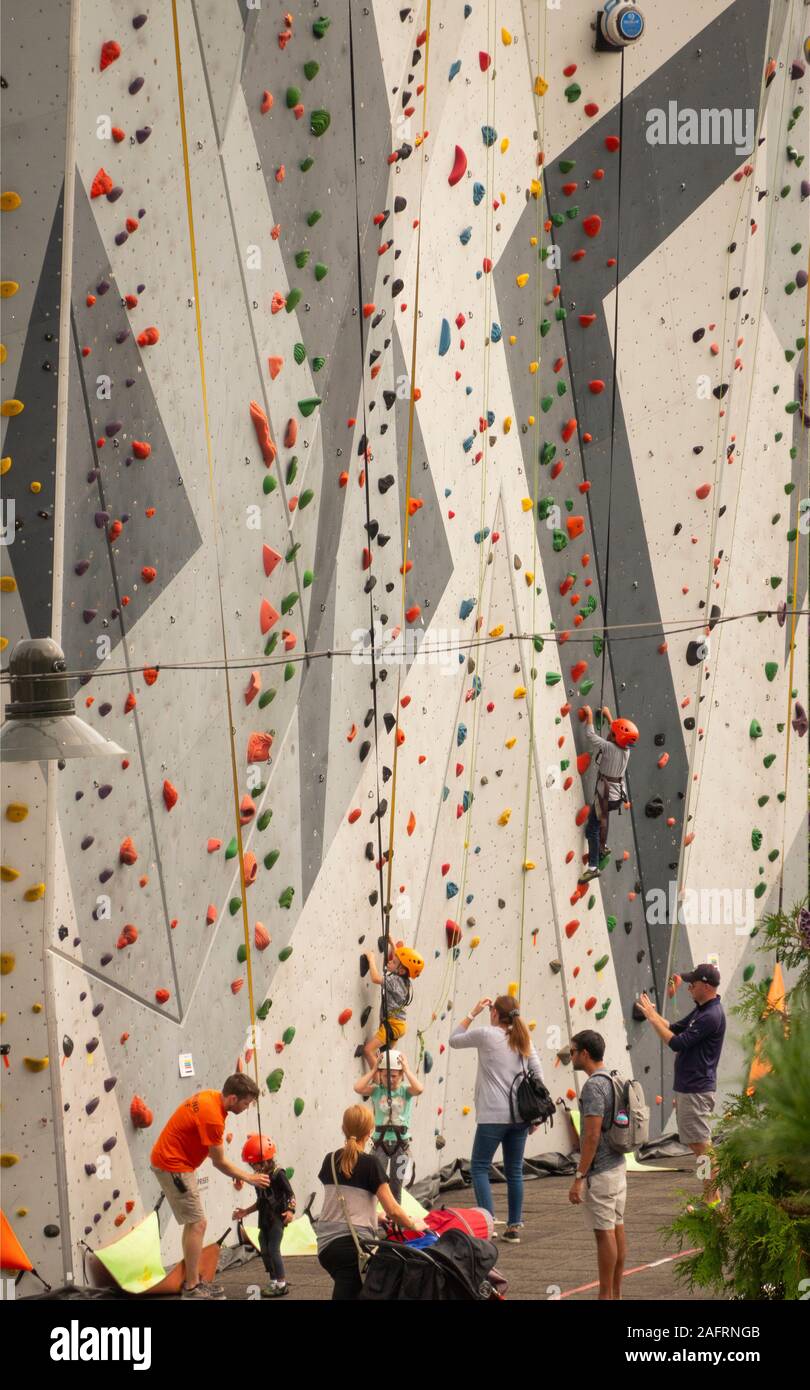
[637,965,725,1202]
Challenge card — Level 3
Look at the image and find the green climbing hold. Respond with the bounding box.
[312,17,331,39]
[286,87,301,108]
[266,1068,284,1092]
[753,883,767,899]
[298,489,314,509]
[300,157,314,172]
[751,829,762,850]
[265,635,279,657]
[293,1098,305,1117]
[533,636,544,653]
[541,396,553,413]
[594,954,609,972]
[237,944,248,964]
[307,210,322,227]
[279,887,294,909]
[286,541,302,563]
[765,662,778,682]
[284,662,296,682]
[749,719,762,739]
[552,530,567,552]
[592,635,604,658]
[558,159,575,173]
[545,671,561,686]
[298,398,322,417]
[264,849,280,870]
[293,342,306,365]
[229,897,242,916]
[579,678,594,697]
[742,964,756,982]
[294,249,310,269]
[286,288,302,313]
[303,60,320,80]
[225,837,238,860]
[258,688,276,707]
[303,570,314,588]
[757,795,769,807]
[594,998,611,1021]
[310,109,331,137]
[278,945,293,962]
[257,999,272,1021]
[314,262,328,281]
[540,442,556,467]
[282,1026,296,1046]
[281,592,298,615]
[311,356,325,372]
[550,212,565,228]
[263,475,277,495]
[286,458,298,485]
[606,915,616,933]
[257,809,273,831]
[767,849,779,862]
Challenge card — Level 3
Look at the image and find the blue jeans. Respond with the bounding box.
[470,1123,530,1227]
[586,802,619,868]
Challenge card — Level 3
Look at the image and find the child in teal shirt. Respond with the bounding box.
[354,1051,423,1202]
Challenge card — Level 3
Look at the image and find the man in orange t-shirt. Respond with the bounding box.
[151,1073,270,1300]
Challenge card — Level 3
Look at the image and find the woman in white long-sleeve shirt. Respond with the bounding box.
[449,994,544,1243]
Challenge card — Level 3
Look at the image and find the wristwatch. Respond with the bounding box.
[574,1171,587,1181]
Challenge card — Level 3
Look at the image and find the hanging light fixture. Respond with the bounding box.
[0,638,127,762]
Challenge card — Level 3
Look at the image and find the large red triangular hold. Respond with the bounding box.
[0,1210,33,1272]
[262,545,282,578]
[90,168,114,199]
[100,40,121,71]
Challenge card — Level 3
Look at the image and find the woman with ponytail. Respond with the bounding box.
[316,1104,426,1299]
[449,994,544,1242]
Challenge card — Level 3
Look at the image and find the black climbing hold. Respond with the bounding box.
[360,953,369,978]
[645,796,664,818]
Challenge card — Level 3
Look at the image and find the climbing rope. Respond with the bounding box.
[170,0,263,1126]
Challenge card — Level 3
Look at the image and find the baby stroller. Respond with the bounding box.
[358,1228,507,1301]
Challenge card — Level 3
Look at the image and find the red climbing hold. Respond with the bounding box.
[575,805,590,827]
[479,51,491,71]
[582,215,602,238]
[245,671,261,706]
[132,440,151,459]
[124,692,136,714]
[119,837,138,865]
[561,419,577,444]
[578,314,596,328]
[284,418,298,448]
[141,566,156,584]
[155,989,170,1005]
[267,356,283,380]
[137,327,160,348]
[112,126,126,143]
[260,599,280,635]
[570,660,588,683]
[584,102,599,118]
[250,401,276,467]
[247,732,273,763]
[130,1095,153,1128]
[566,516,585,540]
[588,380,605,394]
[405,605,421,623]
[446,921,462,947]
[348,808,361,824]
[584,997,597,1012]
[576,752,591,775]
[261,90,274,113]
[448,145,468,187]
[262,545,282,578]
[338,1008,353,1026]
[90,169,114,199]
[604,135,621,152]
[695,483,711,500]
[565,920,580,938]
[363,303,376,318]
[162,780,178,812]
[117,924,138,950]
[100,40,121,71]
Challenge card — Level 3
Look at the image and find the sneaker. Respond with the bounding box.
[262,1280,289,1298]
[181,1282,225,1300]
[501,1226,521,1244]
[200,1279,227,1299]
[577,866,600,884]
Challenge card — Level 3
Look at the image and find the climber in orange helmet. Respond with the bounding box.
[577,704,638,884]
[361,942,423,1069]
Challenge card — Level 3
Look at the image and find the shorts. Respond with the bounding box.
[582,1165,627,1231]
[152,1166,205,1224]
[370,1016,407,1047]
[675,1091,715,1146]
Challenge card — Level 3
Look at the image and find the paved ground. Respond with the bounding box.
[218,1159,724,1301]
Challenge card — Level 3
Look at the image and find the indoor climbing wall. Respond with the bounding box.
[1,0,807,1285]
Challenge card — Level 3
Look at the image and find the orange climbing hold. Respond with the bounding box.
[254,921,271,951]
[207,839,222,853]
[407,811,416,836]
[132,440,151,459]
[250,401,276,467]
[405,605,421,623]
[561,419,577,443]
[119,837,138,865]
[267,356,283,379]
[260,600,280,634]
[137,327,159,347]
[565,920,580,938]
[163,780,178,812]
[576,752,591,775]
[247,732,273,763]
[261,91,274,113]
[245,671,261,705]
[99,40,121,70]
[117,924,138,950]
[584,997,597,1012]
[0,1211,33,1272]
[284,418,298,448]
[240,796,256,825]
[566,516,584,540]
[130,1096,153,1129]
[575,805,590,827]
[90,168,114,199]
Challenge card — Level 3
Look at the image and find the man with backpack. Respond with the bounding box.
[568,1030,648,1300]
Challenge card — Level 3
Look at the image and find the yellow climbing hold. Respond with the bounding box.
[509,334,517,345]
[32,1002,43,1013]
[523,861,536,872]
[522,499,534,515]
[23,1057,49,1073]
[1,1155,20,1168]
[497,809,512,826]
[0,191,22,211]
[0,954,13,975]
[5,804,28,823]
[489,624,504,638]
[513,686,526,699]
[505,737,516,749]
[516,272,529,288]
[23,882,46,902]
[0,282,19,298]
[503,416,512,433]
[501,27,513,44]
[1,400,24,417]
[529,361,539,374]
[1,865,21,881]
[500,138,509,154]
[1,576,17,593]
[462,1105,471,1115]
[0,457,11,475]
[470,936,480,949]
[528,1020,536,1032]
[534,75,548,96]
[0,343,6,363]
[530,235,538,247]
[507,981,519,998]
[16,1207,28,1217]
[0,638,8,652]
[527,415,535,426]
[30,481,41,494]
[530,178,542,198]
[525,571,534,585]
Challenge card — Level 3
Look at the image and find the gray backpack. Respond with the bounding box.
[604,1071,649,1153]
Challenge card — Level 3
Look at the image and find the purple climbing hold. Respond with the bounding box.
[92,1004,104,1017]
[129,76,145,95]
[87,469,100,483]
[75,559,90,575]
[97,281,110,295]
[75,791,83,801]
[98,785,112,799]
[98,702,112,717]
[796,269,808,289]
[105,421,122,437]
[100,953,113,966]
[103,1201,111,1212]
[94,511,110,528]
[125,378,135,387]
[793,703,808,737]
[801,180,810,200]
[777,600,787,627]
[82,609,98,624]
[133,13,148,27]
[114,231,128,246]
[86,1097,100,1115]
[102,1137,117,1153]
[137,283,145,293]
[99,869,113,884]
[84,1165,97,1177]
[115,330,130,344]
[104,1077,117,1092]
[86,1038,99,1053]
[80,836,94,850]
[790,60,805,79]
[106,187,123,203]
[135,127,152,143]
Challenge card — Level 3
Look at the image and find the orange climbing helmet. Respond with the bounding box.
[611,718,639,749]
[241,1133,276,1165]
[394,944,424,979]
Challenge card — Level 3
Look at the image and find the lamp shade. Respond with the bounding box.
[0,638,126,763]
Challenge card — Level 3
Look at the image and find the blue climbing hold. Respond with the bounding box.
[439,318,451,356]
[446,881,459,899]
[473,181,485,205]
[464,4,472,16]
[459,597,476,619]
[491,322,502,342]
[481,125,497,147]
[459,226,472,245]
[474,527,491,544]
[485,409,495,427]
[449,59,461,81]
[462,434,474,452]
[457,723,468,745]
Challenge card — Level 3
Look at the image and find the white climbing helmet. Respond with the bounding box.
[379,1051,403,1073]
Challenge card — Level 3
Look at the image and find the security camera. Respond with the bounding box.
[596,2,645,51]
